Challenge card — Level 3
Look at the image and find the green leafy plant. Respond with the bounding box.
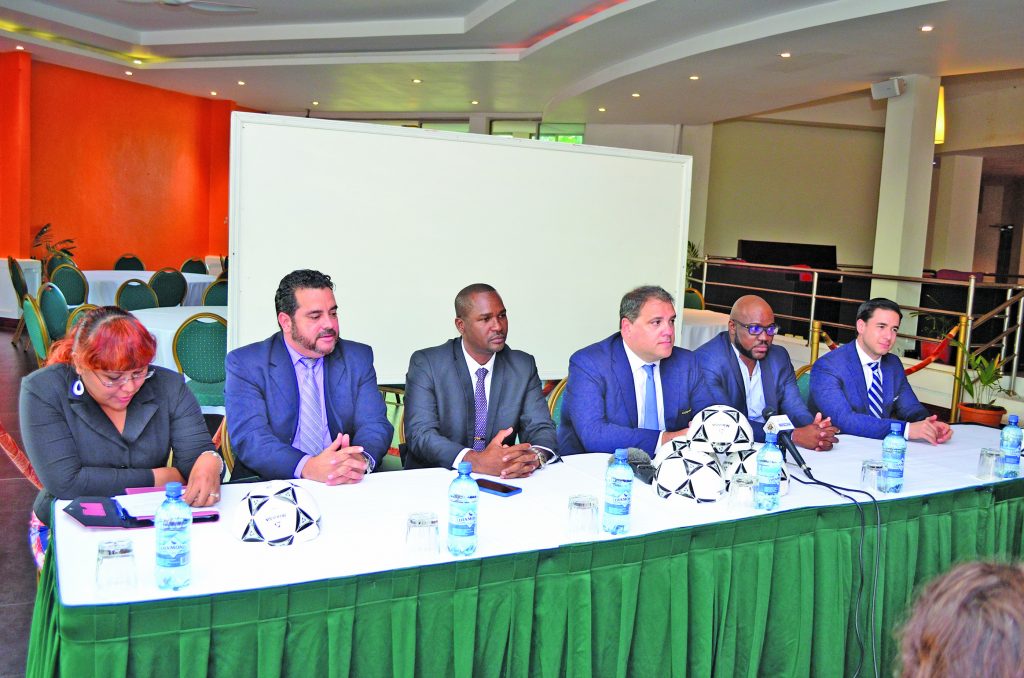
[953,341,1011,407]
[31,223,76,261]
[686,240,703,286]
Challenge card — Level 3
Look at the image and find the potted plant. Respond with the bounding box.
[910,296,954,364]
[954,343,1011,426]
[31,223,76,276]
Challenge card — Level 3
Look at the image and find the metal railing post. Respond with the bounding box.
[1001,287,1012,364]
[808,271,818,345]
[1012,291,1024,395]
[951,315,968,423]
[701,258,708,297]
[964,275,976,363]
[810,321,822,365]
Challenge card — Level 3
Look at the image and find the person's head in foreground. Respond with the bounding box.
[900,560,1024,678]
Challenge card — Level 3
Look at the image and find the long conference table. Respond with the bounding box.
[27,424,1024,677]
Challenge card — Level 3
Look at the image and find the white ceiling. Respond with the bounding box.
[0,0,1021,127]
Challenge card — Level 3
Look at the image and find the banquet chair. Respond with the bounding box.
[149,268,187,307]
[115,279,159,311]
[66,304,98,334]
[8,256,29,349]
[213,418,236,475]
[22,296,51,368]
[683,287,705,310]
[547,377,568,429]
[49,264,89,306]
[113,253,145,271]
[37,282,70,342]
[0,419,42,490]
[44,254,76,281]
[378,386,405,472]
[202,279,228,306]
[181,258,208,275]
[172,312,228,408]
[794,364,812,406]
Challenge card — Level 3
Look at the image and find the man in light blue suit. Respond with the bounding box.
[225,270,393,482]
[695,295,838,450]
[810,297,953,443]
[559,285,714,456]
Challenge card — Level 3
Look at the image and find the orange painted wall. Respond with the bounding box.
[29,62,228,270]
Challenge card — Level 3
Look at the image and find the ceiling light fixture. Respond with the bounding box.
[312,101,319,106]
[412,78,422,84]
[125,70,133,76]
[238,81,245,86]
[210,91,217,96]
[920,25,933,32]
[598,107,607,112]
[689,75,700,81]
[471,100,479,105]
[631,92,640,98]
[15,45,24,50]
[133,59,142,65]
[779,52,791,58]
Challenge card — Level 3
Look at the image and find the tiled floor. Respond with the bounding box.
[0,329,42,678]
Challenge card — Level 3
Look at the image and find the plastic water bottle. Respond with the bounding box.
[603,448,633,535]
[754,432,784,510]
[1000,415,1022,479]
[447,461,478,556]
[882,422,907,493]
[155,481,191,590]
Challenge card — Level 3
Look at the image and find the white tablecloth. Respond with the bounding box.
[84,270,215,307]
[679,308,730,350]
[54,424,1005,606]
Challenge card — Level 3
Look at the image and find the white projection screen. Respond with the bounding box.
[228,113,692,384]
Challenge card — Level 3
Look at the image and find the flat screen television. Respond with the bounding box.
[736,239,837,270]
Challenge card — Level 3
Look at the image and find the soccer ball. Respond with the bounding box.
[232,480,322,546]
[653,440,726,502]
[687,405,754,458]
[722,448,790,495]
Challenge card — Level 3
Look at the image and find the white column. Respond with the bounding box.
[679,123,713,254]
[930,155,983,272]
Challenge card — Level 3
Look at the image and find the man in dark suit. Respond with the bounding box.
[225,269,393,482]
[558,285,714,456]
[695,295,839,450]
[810,297,953,443]
[404,283,557,477]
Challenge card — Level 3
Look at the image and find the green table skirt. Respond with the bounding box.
[28,482,1024,678]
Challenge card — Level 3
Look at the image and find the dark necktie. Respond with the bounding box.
[867,361,884,418]
[472,367,488,451]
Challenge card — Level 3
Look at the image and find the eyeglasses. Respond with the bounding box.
[93,368,155,388]
[732,319,779,336]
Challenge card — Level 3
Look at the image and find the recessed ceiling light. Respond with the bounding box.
[133,59,142,65]
[920,25,933,32]
[470,100,479,105]
[15,45,24,51]
[237,80,245,86]
[412,78,422,84]
[210,91,218,96]
[598,107,607,112]
[124,70,133,76]
[312,101,319,106]
[779,52,791,58]
[689,75,700,81]
[631,92,640,98]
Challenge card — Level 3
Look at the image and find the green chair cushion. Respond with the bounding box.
[186,379,225,407]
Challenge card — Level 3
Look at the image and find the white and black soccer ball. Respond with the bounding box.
[722,448,790,495]
[232,480,322,546]
[686,405,755,458]
[653,440,726,502]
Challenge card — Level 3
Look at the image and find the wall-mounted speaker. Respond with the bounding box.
[870,77,905,100]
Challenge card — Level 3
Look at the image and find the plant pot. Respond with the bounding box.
[958,403,1006,427]
[919,339,951,365]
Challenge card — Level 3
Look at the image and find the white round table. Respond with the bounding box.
[83,270,216,307]
[679,308,730,350]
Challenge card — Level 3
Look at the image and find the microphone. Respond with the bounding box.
[761,408,814,477]
[608,447,657,484]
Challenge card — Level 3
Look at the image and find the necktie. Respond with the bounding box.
[867,361,884,418]
[642,363,660,430]
[472,367,488,451]
[298,357,325,455]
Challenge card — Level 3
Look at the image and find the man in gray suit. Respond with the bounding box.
[404,283,558,477]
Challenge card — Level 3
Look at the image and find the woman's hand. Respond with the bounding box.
[182,452,223,507]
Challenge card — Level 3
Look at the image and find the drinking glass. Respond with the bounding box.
[95,539,137,593]
[977,448,1003,482]
[567,495,599,540]
[727,473,756,511]
[405,512,440,556]
[861,460,887,493]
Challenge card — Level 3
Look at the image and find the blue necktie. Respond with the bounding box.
[642,363,659,430]
[867,361,884,418]
[472,367,488,451]
[298,357,325,455]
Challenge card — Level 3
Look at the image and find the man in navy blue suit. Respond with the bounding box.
[558,285,714,456]
[695,295,839,450]
[810,297,953,443]
[225,269,393,482]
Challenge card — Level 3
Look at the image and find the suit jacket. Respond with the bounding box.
[404,338,557,469]
[225,333,393,480]
[558,333,713,455]
[694,331,813,441]
[20,364,212,525]
[809,341,930,439]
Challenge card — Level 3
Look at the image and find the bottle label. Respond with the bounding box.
[605,478,632,516]
[448,507,477,537]
[156,537,190,567]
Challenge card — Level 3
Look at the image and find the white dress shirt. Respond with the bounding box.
[731,345,766,423]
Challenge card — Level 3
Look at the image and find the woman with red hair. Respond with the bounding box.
[20,306,223,567]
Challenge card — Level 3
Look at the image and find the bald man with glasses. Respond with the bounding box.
[695,295,839,450]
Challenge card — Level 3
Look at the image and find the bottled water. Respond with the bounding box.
[1000,415,1022,479]
[753,432,783,511]
[155,481,192,590]
[603,448,633,535]
[882,422,907,493]
[447,461,478,556]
